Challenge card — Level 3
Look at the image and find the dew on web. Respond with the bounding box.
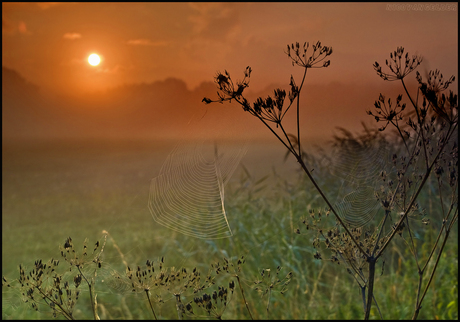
[148,141,247,239]
[326,138,394,228]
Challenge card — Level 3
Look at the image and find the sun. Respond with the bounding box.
[88,53,101,66]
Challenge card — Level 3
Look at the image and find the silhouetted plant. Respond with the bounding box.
[2,236,107,320]
[369,47,458,320]
[203,42,458,319]
[3,232,293,319]
[252,266,293,316]
[210,256,253,319]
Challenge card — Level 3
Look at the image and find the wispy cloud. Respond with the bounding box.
[63,32,81,40]
[2,18,13,32]
[36,3,63,10]
[187,3,240,40]
[126,39,168,46]
[18,21,31,35]
[96,64,127,74]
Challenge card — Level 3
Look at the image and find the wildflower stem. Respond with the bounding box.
[373,294,383,319]
[377,164,431,259]
[235,275,253,320]
[258,118,295,155]
[35,286,75,320]
[77,266,99,320]
[372,210,391,256]
[266,287,271,315]
[421,203,453,273]
[392,121,409,153]
[295,155,367,256]
[400,79,429,168]
[232,96,296,155]
[376,123,457,259]
[404,215,421,270]
[361,285,367,313]
[278,122,297,154]
[372,127,424,256]
[145,290,158,320]
[364,258,376,320]
[413,206,458,320]
[296,68,308,156]
[175,294,183,320]
[412,218,454,320]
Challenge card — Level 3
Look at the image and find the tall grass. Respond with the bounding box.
[2,137,457,319]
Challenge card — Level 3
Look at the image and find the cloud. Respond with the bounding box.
[126,39,168,46]
[36,2,63,10]
[18,21,30,34]
[2,19,32,35]
[63,32,81,40]
[2,18,13,32]
[187,3,241,40]
[96,64,124,74]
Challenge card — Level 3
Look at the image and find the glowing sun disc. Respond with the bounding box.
[88,54,101,66]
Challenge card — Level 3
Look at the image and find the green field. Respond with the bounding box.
[2,138,457,320]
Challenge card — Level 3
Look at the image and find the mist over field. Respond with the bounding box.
[3,63,378,286]
[2,65,406,144]
[0,63,433,244]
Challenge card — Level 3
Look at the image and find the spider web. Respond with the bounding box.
[148,141,246,239]
[327,139,392,227]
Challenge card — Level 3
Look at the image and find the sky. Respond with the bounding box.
[2,2,458,141]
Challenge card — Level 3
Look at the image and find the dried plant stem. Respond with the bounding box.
[361,285,367,313]
[35,286,74,320]
[175,294,183,320]
[364,258,376,320]
[412,210,458,320]
[77,266,100,320]
[266,288,271,314]
[230,60,368,259]
[377,123,457,259]
[295,154,367,255]
[90,279,100,320]
[373,294,383,319]
[234,96,295,155]
[295,68,308,157]
[235,275,253,320]
[400,79,429,168]
[422,203,456,274]
[308,264,326,308]
[102,230,129,269]
[145,290,158,320]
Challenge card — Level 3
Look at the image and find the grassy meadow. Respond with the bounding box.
[2,138,458,320]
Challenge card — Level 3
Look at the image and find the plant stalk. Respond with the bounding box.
[235,275,253,320]
[145,290,158,320]
[364,258,377,320]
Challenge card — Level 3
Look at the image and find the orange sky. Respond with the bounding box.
[3,2,458,94]
[2,2,458,140]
